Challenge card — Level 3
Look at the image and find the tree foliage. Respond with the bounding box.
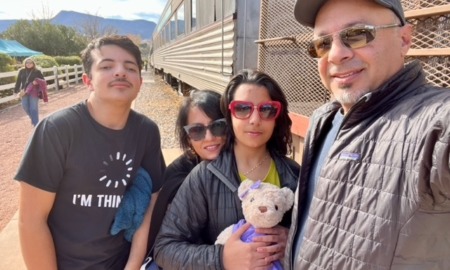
[0,53,15,85]
[54,56,82,66]
[3,20,87,56]
[2,15,148,60]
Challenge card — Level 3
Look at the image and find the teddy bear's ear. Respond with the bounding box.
[238,179,255,199]
[281,187,295,210]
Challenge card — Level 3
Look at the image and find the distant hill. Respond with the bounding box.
[0,20,17,33]
[0,11,156,40]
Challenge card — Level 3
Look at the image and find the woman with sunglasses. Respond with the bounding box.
[154,69,299,269]
[144,89,227,268]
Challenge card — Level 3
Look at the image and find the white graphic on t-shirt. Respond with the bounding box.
[73,194,92,206]
[72,194,122,208]
[98,151,133,188]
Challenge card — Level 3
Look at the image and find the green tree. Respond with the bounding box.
[0,53,16,98]
[3,20,87,56]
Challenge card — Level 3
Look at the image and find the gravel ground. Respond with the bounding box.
[0,71,183,232]
[134,72,183,149]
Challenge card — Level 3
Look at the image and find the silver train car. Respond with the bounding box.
[151,0,450,163]
[151,0,261,94]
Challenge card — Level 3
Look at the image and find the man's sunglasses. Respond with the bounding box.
[307,23,401,58]
[183,118,227,141]
[228,100,282,120]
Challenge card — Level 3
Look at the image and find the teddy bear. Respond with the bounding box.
[215,179,294,269]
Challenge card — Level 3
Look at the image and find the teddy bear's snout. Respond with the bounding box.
[258,206,268,213]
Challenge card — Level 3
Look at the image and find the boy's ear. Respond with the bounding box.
[82,73,93,89]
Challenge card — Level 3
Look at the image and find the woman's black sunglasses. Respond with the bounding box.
[183,118,227,141]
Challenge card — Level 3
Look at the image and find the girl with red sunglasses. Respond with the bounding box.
[154,69,300,269]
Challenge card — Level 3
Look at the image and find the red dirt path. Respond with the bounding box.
[0,85,89,232]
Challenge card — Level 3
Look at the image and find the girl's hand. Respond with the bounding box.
[223,222,272,270]
[254,225,289,264]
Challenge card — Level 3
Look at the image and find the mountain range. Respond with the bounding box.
[0,11,156,40]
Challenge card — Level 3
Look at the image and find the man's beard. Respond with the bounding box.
[335,83,370,108]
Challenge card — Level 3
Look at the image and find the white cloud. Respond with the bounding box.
[0,0,167,23]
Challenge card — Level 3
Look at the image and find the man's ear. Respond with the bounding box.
[82,73,93,90]
[400,24,413,56]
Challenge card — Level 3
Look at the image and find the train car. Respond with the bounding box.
[151,0,261,94]
[151,0,450,163]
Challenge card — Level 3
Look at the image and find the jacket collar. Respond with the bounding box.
[353,61,424,115]
[206,149,299,192]
[320,61,427,128]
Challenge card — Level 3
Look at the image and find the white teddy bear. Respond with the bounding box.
[215,179,294,269]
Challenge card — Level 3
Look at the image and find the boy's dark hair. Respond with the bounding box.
[176,89,224,157]
[80,35,143,76]
[220,69,292,156]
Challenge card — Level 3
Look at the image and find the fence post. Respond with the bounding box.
[79,65,83,83]
[65,65,69,88]
[73,64,78,84]
[54,66,59,91]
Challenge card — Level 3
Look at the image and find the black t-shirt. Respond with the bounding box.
[15,101,166,270]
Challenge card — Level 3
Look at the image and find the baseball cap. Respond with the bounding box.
[294,0,406,28]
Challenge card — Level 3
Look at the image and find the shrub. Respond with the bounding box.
[54,56,82,66]
[0,53,15,70]
[0,53,16,98]
[31,55,59,69]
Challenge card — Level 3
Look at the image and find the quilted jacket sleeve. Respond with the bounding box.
[422,107,450,209]
[153,163,224,270]
[417,93,450,210]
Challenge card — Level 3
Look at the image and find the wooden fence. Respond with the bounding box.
[0,64,84,105]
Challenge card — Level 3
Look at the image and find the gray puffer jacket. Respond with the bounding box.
[154,149,299,269]
[285,61,450,269]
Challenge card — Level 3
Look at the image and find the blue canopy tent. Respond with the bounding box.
[0,40,42,57]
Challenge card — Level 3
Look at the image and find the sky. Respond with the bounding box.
[0,0,167,23]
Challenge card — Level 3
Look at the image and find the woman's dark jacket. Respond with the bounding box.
[14,68,44,93]
[154,149,299,270]
[146,153,199,254]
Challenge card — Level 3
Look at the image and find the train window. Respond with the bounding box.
[224,0,235,17]
[177,3,185,36]
[157,6,172,33]
[191,0,197,31]
[170,15,176,40]
[197,0,214,27]
[215,0,235,20]
[165,23,170,43]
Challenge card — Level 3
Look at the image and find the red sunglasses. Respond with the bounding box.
[228,100,282,120]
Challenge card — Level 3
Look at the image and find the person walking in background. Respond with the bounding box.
[286,0,450,269]
[143,89,227,269]
[14,57,44,126]
[154,69,300,269]
[15,35,166,270]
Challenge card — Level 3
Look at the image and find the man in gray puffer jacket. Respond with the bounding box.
[286,0,450,269]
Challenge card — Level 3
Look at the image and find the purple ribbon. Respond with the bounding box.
[239,180,262,199]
